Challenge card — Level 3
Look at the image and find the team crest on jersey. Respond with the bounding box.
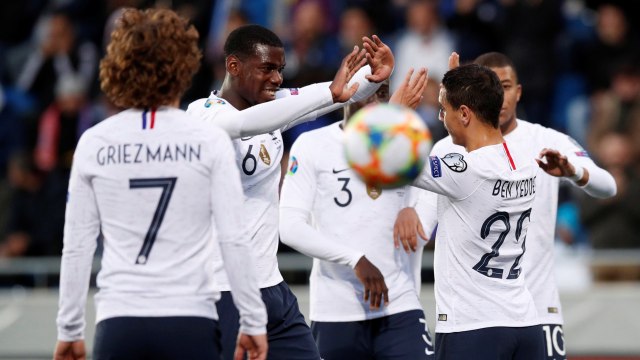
[204,98,226,108]
[366,184,382,199]
[287,88,299,95]
[575,150,589,157]
[259,144,271,165]
[288,156,298,175]
[441,153,467,172]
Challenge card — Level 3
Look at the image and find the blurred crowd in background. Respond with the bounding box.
[0,0,638,281]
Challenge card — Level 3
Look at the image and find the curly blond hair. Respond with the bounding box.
[100,8,202,109]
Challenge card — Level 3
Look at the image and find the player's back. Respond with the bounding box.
[417,142,539,333]
[74,107,234,321]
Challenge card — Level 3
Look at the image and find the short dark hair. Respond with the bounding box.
[442,64,503,128]
[474,52,519,83]
[224,24,283,60]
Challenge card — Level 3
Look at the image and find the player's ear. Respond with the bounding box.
[459,105,471,127]
[516,84,522,102]
[226,55,242,76]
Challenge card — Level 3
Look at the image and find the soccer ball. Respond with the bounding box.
[343,103,432,189]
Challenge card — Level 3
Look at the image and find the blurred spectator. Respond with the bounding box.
[498,0,564,128]
[444,0,500,62]
[573,3,640,94]
[282,0,342,87]
[338,6,376,55]
[587,63,640,160]
[391,0,454,90]
[12,9,99,111]
[578,132,640,280]
[0,74,98,258]
[281,0,344,147]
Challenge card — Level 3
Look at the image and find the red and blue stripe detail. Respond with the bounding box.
[142,108,156,130]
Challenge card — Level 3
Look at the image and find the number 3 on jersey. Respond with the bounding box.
[473,208,531,279]
[129,177,177,265]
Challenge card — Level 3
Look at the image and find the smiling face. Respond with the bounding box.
[233,44,285,106]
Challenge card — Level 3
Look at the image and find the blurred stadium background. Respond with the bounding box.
[0,0,638,358]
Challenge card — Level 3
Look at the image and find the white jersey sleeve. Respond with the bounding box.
[210,132,268,336]
[279,133,364,268]
[57,134,100,342]
[186,84,333,139]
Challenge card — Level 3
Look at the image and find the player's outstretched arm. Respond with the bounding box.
[54,340,86,360]
[393,207,429,253]
[235,333,268,360]
[188,46,366,138]
[354,256,389,309]
[537,148,617,198]
[389,67,428,110]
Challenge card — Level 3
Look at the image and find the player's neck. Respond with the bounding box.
[500,116,518,136]
[218,82,252,111]
[464,126,504,152]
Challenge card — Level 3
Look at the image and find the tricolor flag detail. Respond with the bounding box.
[142,109,156,130]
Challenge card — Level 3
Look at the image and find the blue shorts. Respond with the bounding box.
[93,316,219,360]
[436,325,544,360]
[311,309,434,359]
[541,324,566,359]
[216,281,320,360]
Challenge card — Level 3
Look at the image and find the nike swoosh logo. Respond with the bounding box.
[332,168,349,174]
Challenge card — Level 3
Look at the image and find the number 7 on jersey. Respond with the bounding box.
[129,177,177,265]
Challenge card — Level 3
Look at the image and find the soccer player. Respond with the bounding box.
[278,68,435,359]
[412,64,544,359]
[54,9,267,360]
[419,52,617,359]
[186,25,395,359]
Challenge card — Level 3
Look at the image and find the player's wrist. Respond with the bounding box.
[568,166,584,182]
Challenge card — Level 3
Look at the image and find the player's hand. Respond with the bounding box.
[329,45,367,103]
[53,340,86,360]
[235,333,268,360]
[362,35,394,83]
[393,207,429,253]
[448,52,460,70]
[389,67,428,110]
[536,148,589,186]
[354,256,389,309]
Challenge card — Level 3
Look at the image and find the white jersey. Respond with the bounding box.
[280,122,423,321]
[57,107,266,341]
[426,119,615,325]
[413,141,539,333]
[187,93,285,289]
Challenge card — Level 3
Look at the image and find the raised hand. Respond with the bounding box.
[362,35,394,83]
[389,67,428,110]
[235,333,268,360]
[393,207,429,253]
[536,148,588,186]
[448,52,460,70]
[354,256,389,309]
[329,45,367,103]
